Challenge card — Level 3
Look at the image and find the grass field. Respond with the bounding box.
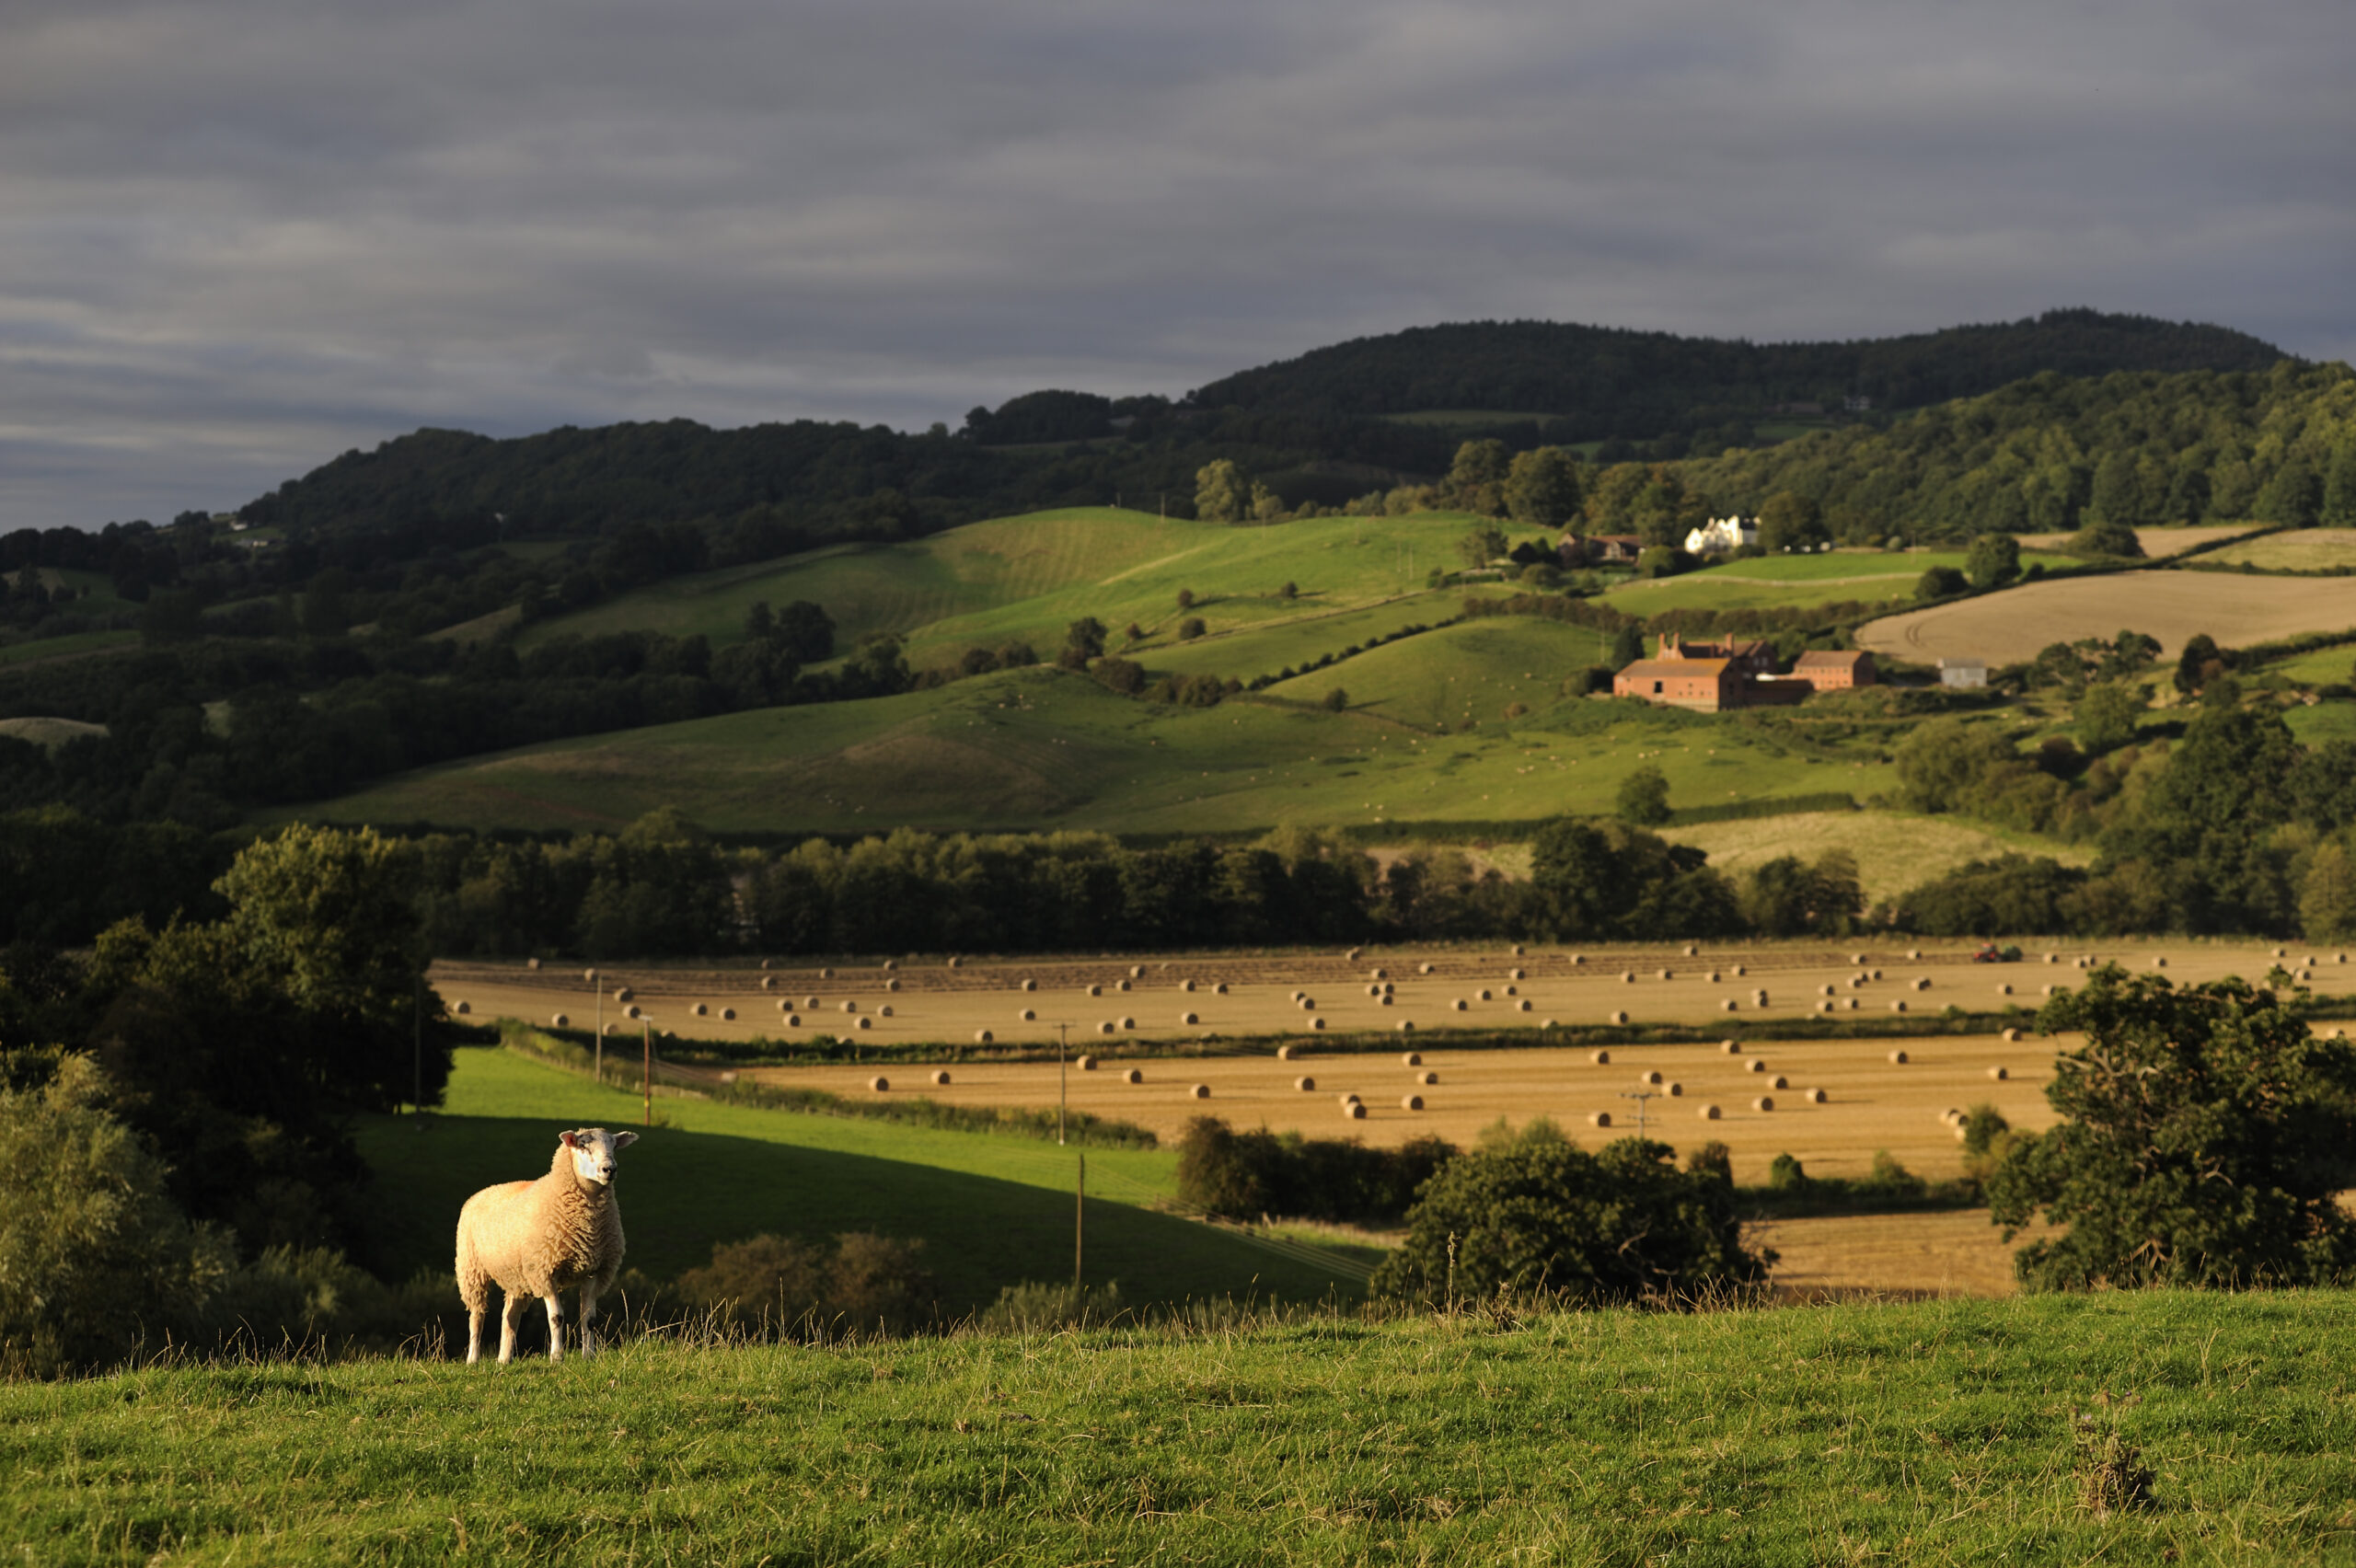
[516,508,1505,669]
[2262,641,2356,686]
[1660,810,2098,906]
[294,660,1904,836]
[1856,571,2356,666]
[2199,528,2356,572]
[0,715,108,750]
[1600,548,2077,619]
[2287,700,2356,746]
[11,1292,2356,1563]
[0,628,137,666]
[355,1046,1361,1311]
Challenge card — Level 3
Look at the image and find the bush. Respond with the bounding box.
[1371,1124,1770,1306]
[976,1280,1127,1333]
[1175,1116,1457,1226]
[1916,565,1968,600]
[1615,764,1671,825]
[1322,687,1348,712]
[673,1230,938,1338]
[1177,617,1207,641]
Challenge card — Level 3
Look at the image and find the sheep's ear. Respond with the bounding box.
[559,1130,578,1148]
[612,1130,640,1151]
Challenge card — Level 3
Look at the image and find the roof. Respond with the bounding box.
[1794,650,1869,667]
[1618,659,1729,679]
[1937,656,1988,669]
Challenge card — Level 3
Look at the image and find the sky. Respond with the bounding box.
[3,0,2350,530]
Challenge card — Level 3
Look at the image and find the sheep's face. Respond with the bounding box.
[560,1127,638,1185]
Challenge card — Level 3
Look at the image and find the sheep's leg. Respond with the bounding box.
[578,1282,601,1358]
[543,1295,564,1363]
[498,1292,527,1365]
[466,1307,485,1365]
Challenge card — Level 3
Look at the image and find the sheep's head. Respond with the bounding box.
[559,1127,638,1186]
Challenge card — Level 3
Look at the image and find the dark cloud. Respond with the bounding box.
[1,0,2349,526]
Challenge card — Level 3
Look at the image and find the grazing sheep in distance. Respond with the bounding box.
[456,1127,638,1365]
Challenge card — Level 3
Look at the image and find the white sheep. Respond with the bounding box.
[455,1126,638,1364]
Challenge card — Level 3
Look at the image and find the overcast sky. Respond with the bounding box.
[3,0,2350,530]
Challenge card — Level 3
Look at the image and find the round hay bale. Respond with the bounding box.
[1850,951,1868,964]
[1517,998,1532,1012]
[614,986,634,1002]
[805,996,821,1009]
[1019,1009,1036,1021]
[1657,969,1673,981]
[2044,952,2059,964]
[1119,1016,1136,1031]
[1289,990,1304,1003]
[1722,998,1739,1012]
[1513,943,1525,955]
[1098,1020,1115,1034]
[2153,956,2167,968]
[1398,1020,1416,1033]
[1746,1058,1766,1073]
[1182,1011,1199,1025]
[948,955,962,968]
[1190,1083,1210,1100]
[1887,1049,1909,1065]
[1571,953,1585,965]
[820,967,835,979]
[1720,1039,1740,1054]
[1401,1050,1424,1066]
[1022,978,1037,992]
[1344,1101,1367,1120]
[761,975,776,990]
[1311,1017,1326,1031]
[1298,997,1316,1011]
[2272,946,2287,959]
[1340,1091,1361,1106]
[625,1005,641,1020]
[1913,977,1931,991]
[841,1000,857,1013]
[1416,1070,1437,1085]
[1078,1054,1098,1070]
[1734,963,1748,977]
[2002,1027,2021,1043]
[722,1007,736,1021]
[884,959,897,972]
[1215,982,1230,995]
[692,1002,709,1017]
[1608,1009,1629,1025]
[1295,1076,1316,1091]
[1277,1044,1298,1061]
[1698,1104,1721,1120]
[1116,979,1132,993]
[1347,947,1363,961]
[1589,1048,1611,1065]
[1666,1081,1683,1097]
[1819,984,1834,997]
[1379,994,1394,1007]
[1709,971,1723,984]
[1803,1087,1827,1104]
[1418,963,1433,974]
[784,1013,801,1027]
[1908,948,1922,960]
[1402,1094,1424,1112]
[1988,1065,2009,1080]
[1542,1018,1558,1029]
[454,1000,471,1016]
[1087,984,1103,997]
[1769,1074,1789,1090]
[526,957,541,971]
[1845,999,1860,1010]
[1639,1069,1664,1086]
[2042,984,2058,997]
[1130,964,1146,978]
[1367,984,1382,997]
[1588,1111,1612,1128]
[1621,971,1635,984]
[1751,1096,1774,1113]
[857,1017,873,1031]
[1889,1000,1907,1013]
[1451,998,1468,1012]
[1871,969,1884,980]
[1509,967,1525,980]
[868,1076,889,1092]
[935,1068,955,1084]
[1182,978,1196,992]
[1369,967,1388,979]
[551,1012,570,1028]
[1477,988,1493,1001]
[1816,1000,1834,1014]
[604,1023,617,1036]
[1122,1067,1142,1084]
[1683,943,1699,957]
[1998,983,2013,996]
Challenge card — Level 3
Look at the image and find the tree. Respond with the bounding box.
[1989,968,2356,1288]
[2069,520,2143,559]
[2299,841,2356,940]
[2175,632,2223,694]
[1756,490,1827,553]
[214,824,421,1033]
[1060,617,1107,668]
[2076,681,2144,753]
[1503,447,1582,528]
[1915,565,1967,600]
[1195,460,1247,524]
[772,601,836,663]
[1609,623,1646,668]
[1369,1124,1769,1305]
[1177,617,1206,641]
[1460,524,1508,569]
[1616,765,1671,825]
[1446,440,1510,515]
[1322,687,1348,712]
[1964,533,2021,590]
[1175,587,1195,610]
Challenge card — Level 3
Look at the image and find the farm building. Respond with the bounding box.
[1559,533,1642,567]
[1791,650,1877,690]
[1682,516,1760,557]
[1658,633,1775,679]
[1613,658,1737,711]
[1938,657,1988,689]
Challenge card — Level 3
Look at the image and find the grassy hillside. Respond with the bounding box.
[355,1045,1362,1310]
[11,1291,2354,1563]
[294,660,1904,836]
[1602,548,2077,619]
[519,506,1502,667]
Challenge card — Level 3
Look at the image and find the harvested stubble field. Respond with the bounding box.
[434,938,2346,1185]
[2015,524,2260,557]
[2199,527,2356,572]
[1855,571,2356,665]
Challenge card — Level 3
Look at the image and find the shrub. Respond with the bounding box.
[1322,687,1348,712]
[1916,565,1968,600]
[1175,1116,1456,1226]
[1371,1125,1770,1306]
[674,1230,938,1338]
[1177,617,1206,641]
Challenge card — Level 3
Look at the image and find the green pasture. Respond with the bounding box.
[13,1292,2356,1564]
[1139,592,1470,683]
[1380,408,1560,427]
[515,507,1504,667]
[294,654,1901,836]
[1601,548,2075,619]
[2203,528,2356,572]
[355,1045,1357,1310]
[2262,640,2356,686]
[0,628,137,666]
[2287,699,2356,746]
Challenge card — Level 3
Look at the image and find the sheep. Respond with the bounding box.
[456,1126,638,1366]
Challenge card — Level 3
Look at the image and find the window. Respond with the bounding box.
[1652,680,1663,695]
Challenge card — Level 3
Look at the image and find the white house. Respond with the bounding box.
[1682,515,1759,557]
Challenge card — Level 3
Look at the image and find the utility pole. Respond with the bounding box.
[642,1020,653,1128]
[1618,1089,1657,1136]
[1075,1153,1085,1288]
[587,968,602,1085]
[1057,1022,1068,1146]
[412,975,423,1127]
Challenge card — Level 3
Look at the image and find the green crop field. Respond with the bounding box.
[10,1291,2356,1563]
[2263,641,2356,686]
[291,658,1904,836]
[516,507,1506,669]
[1600,549,2077,619]
[354,1045,1359,1310]
[2287,700,2356,746]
